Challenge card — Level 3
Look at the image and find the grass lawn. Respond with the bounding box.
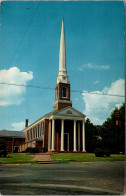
[0,153,125,164]
[51,153,125,163]
[0,153,37,164]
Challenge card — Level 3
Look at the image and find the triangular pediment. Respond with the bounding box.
[52,106,86,119]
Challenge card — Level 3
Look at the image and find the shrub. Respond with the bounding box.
[104,149,111,157]
[25,147,39,153]
[0,138,8,157]
[94,148,104,157]
[42,147,48,153]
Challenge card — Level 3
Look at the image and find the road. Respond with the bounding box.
[0,161,125,195]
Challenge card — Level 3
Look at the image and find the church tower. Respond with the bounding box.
[53,20,72,111]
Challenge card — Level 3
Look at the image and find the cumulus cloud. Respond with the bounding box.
[11,121,25,131]
[79,63,110,71]
[0,67,33,106]
[82,79,125,125]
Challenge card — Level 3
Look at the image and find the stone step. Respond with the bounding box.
[37,160,58,164]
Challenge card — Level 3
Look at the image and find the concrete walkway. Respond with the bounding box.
[33,154,58,164]
[33,154,52,161]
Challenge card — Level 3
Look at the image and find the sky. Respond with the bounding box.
[0,0,125,131]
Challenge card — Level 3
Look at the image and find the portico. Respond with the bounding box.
[47,107,86,152]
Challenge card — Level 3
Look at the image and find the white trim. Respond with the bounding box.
[73,120,77,152]
[48,120,51,151]
[51,119,55,151]
[61,119,64,151]
[82,121,86,152]
[50,115,85,121]
[78,123,80,151]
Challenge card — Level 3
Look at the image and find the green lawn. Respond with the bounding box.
[51,153,125,163]
[0,153,125,164]
[0,153,37,164]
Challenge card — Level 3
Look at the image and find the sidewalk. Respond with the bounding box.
[33,154,58,164]
[33,154,52,161]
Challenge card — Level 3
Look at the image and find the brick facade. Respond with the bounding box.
[53,82,72,111]
[1,137,25,153]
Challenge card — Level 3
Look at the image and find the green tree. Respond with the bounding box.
[0,138,8,157]
[85,118,100,152]
[100,103,125,154]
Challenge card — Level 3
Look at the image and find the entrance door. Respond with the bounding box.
[64,133,69,151]
[14,146,19,153]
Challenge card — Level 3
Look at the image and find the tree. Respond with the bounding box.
[85,118,100,152]
[0,138,8,157]
[100,103,125,154]
[85,103,125,154]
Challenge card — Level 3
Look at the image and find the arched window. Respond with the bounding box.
[30,128,32,140]
[33,127,35,138]
[36,126,37,138]
[38,124,39,137]
[56,87,58,99]
[62,87,67,98]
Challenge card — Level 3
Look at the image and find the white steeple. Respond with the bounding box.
[57,19,69,84]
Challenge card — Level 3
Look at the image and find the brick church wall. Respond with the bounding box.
[2,137,25,153]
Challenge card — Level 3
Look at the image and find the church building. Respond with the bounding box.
[19,20,86,153]
[0,20,86,153]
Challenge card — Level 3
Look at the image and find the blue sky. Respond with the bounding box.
[0,1,125,130]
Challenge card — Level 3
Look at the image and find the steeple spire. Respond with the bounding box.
[53,19,72,111]
[57,19,69,84]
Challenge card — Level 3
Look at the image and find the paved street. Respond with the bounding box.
[0,162,125,195]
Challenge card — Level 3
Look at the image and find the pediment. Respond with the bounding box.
[52,106,86,118]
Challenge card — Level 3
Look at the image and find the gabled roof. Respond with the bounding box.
[23,106,86,131]
[22,111,53,131]
[48,106,86,120]
[0,130,25,138]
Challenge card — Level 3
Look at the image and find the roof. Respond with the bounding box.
[0,130,25,138]
[22,111,53,131]
[23,106,86,132]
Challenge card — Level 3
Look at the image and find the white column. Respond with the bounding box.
[48,120,51,151]
[82,120,86,152]
[78,122,80,151]
[51,119,55,151]
[61,119,64,151]
[73,120,77,152]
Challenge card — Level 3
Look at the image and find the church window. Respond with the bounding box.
[27,131,29,141]
[42,121,44,135]
[36,126,37,138]
[56,87,58,99]
[62,87,67,97]
[30,128,32,140]
[27,130,30,141]
[33,127,35,138]
[38,124,39,137]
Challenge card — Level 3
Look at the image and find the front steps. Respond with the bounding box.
[37,160,58,164]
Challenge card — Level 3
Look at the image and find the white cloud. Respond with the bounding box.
[79,63,110,71]
[0,67,33,106]
[82,79,125,125]
[11,121,25,131]
[83,63,110,70]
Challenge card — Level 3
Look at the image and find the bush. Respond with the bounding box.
[42,147,48,153]
[104,149,111,157]
[94,148,104,157]
[0,138,8,157]
[25,147,39,153]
